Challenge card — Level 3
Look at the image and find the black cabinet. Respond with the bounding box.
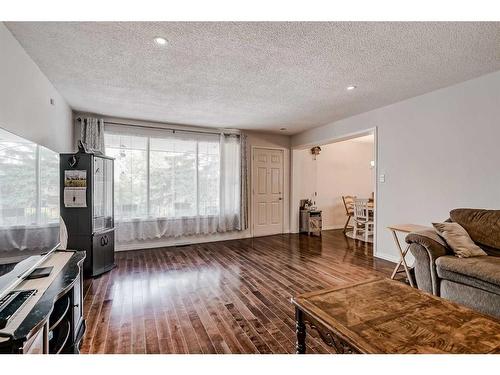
[0,251,86,354]
[60,152,115,277]
[92,229,115,275]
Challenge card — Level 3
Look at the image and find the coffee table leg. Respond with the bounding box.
[295,307,306,354]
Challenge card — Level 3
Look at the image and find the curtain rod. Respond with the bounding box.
[76,117,239,137]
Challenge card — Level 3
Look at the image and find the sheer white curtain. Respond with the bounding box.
[104,125,243,244]
[219,134,241,232]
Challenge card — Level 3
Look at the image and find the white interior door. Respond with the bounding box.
[252,148,284,237]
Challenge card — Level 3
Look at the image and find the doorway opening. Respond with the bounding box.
[292,130,377,247]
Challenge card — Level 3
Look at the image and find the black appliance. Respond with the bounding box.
[60,152,115,277]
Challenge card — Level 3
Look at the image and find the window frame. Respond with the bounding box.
[105,131,223,221]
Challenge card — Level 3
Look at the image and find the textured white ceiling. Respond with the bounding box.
[5,22,500,134]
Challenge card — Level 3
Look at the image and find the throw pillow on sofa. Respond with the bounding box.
[432,222,487,258]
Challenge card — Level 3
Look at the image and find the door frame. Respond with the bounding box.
[290,127,378,256]
[250,146,287,237]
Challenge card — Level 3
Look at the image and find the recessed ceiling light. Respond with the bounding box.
[280,128,287,131]
[154,37,168,46]
[346,85,357,91]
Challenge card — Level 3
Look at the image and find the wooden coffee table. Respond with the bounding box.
[291,278,500,354]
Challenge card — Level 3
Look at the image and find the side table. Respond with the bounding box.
[387,224,431,287]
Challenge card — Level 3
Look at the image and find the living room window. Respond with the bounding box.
[104,126,243,243]
[0,136,59,227]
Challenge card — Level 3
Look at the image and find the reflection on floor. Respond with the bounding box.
[81,229,395,354]
[344,229,374,243]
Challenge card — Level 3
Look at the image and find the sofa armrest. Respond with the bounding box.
[406,230,452,295]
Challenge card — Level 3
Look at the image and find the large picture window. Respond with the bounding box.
[104,127,242,243]
[0,134,59,227]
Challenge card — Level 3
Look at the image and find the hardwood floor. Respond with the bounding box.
[81,230,395,354]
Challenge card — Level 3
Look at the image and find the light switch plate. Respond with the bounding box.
[379,174,386,183]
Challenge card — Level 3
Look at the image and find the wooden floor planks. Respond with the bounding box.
[81,230,395,354]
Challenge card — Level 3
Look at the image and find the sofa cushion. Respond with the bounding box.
[436,255,500,295]
[450,209,500,256]
[432,222,487,258]
[440,280,500,318]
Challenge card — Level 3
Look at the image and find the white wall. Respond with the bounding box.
[292,139,374,231]
[0,23,73,152]
[291,70,500,262]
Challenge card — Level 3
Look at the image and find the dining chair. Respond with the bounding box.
[342,195,356,234]
[353,198,374,242]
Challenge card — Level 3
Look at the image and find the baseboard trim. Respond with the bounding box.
[322,225,344,231]
[116,232,254,252]
[374,250,399,263]
[115,229,398,265]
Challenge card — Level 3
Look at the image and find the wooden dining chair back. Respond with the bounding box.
[353,198,374,242]
[342,196,355,215]
[354,198,370,221]
[342,195,356,233]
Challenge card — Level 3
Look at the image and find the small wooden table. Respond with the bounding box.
[387,224,431,287]
[300,209,322,237]
[291,278,500,354]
